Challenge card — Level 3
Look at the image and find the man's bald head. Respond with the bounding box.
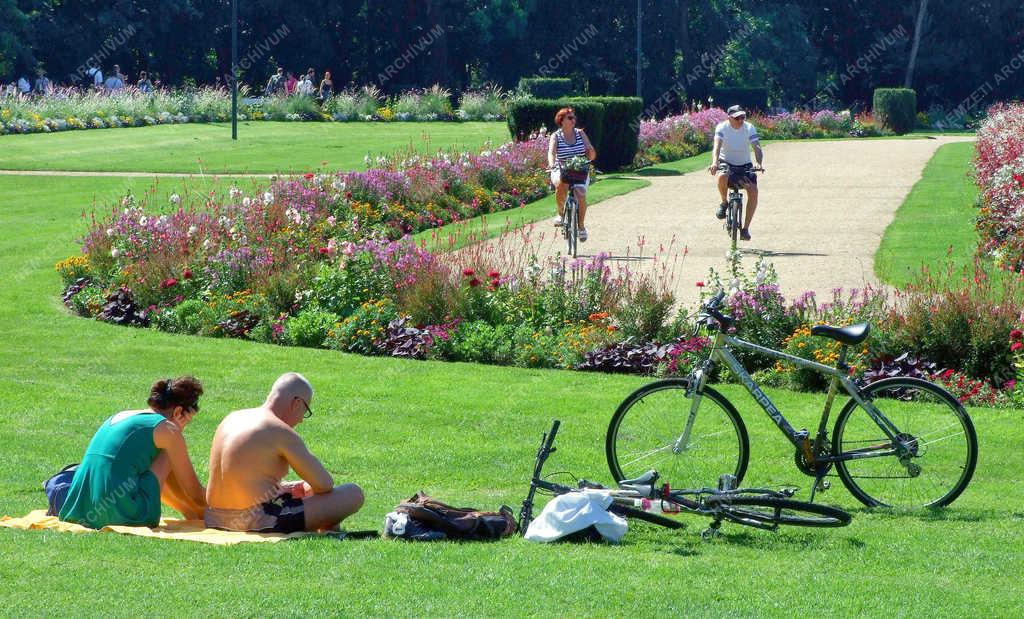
[266,372,313,409]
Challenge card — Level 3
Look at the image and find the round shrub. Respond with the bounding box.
[284,309,341,348]
[873,88,917,135]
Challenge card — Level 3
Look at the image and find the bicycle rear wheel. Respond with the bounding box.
[607,379,749,493]
[833,377,978,508]
[707,495,851,529]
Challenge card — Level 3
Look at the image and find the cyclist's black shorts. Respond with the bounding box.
[722,163,757,189]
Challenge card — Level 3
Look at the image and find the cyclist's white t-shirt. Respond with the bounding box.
[715,121,760,165]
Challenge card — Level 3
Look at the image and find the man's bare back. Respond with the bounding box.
[207,408,302,510]
[204,373,364,532]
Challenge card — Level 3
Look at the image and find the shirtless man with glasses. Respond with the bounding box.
[205,372,364,532]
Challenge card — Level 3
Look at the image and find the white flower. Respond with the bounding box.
[229,186,242,199]
[169,193,181,205]
[105,228,114,237]
[187,225,198,237]
[332,178,346,191]
[158,215,168,225]
[203,238,213,250]
[263,192,274,205]
[242,197,252,208]
[138,216,148,226]
[111,247,121,259]
[229,226,238,236]
[327,215,337,226]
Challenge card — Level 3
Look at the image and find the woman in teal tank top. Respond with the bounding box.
[60,377,208,528]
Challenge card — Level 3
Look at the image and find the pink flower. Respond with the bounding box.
[1012,342,1023,352]
[160,278,178,289]
[468,277,481,288]
[487,270,500,278]
[463,268,475,277]
[696,281,705,288]
[490,278,500,288]
[182,268,192,280]
[303,173,314,180]
[1010,329,1023,341]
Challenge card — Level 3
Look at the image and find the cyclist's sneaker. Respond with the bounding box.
[740,228,751,241]
[716,202,728,219]
[552,216,563,227]
[578,227,588,242]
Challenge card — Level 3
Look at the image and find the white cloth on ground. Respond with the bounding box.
[524,489,627,543]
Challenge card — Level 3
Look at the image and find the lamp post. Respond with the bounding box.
[636,0,642,99]
[231,0,238,140]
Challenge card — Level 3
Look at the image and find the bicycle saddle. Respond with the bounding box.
[619,470,659,486]
[810,322,870,345]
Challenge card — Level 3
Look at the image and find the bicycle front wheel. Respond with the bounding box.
[833,377,978,508]
[565,198,577,257]
[607,379,749,492]
[707,495,851,529]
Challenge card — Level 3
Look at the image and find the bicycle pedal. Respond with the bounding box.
[814,479,831,492]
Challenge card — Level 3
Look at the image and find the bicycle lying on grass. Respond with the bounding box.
[606,292,979,509]
[521,420,851,540]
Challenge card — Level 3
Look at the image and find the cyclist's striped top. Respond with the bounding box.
[555,128,587,162]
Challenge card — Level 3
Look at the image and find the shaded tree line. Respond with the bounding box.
[2,0,1022,110]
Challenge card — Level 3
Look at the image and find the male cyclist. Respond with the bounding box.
[707,105,764,241]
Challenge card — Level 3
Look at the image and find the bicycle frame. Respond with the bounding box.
[682,330,907,464]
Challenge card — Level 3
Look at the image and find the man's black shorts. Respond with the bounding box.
[723,163,757,189]
[259,492,306,533]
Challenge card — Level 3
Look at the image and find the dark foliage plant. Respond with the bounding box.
[98,287,149,327]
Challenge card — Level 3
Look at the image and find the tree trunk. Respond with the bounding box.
[678,0,690,107]
[904,0,929,88]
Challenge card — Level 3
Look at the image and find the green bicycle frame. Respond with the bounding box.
[676,330,907,463]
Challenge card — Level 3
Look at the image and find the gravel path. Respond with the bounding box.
[481,136,975,308]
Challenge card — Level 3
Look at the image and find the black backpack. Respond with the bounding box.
[388,492,517,541]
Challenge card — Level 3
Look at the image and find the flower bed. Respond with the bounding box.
[634,108,889,167]
[0,85,509,135]
[974,102,1024,271]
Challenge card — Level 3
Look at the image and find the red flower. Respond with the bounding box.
[182,268,192,280]
[318,247,330,255]
[160,278,178,289]
[468,278,481,288]
[490,278,500,288]
[303,173,314,180]
[462,268,475,277]
[696,281,705,288]
[1012,342,1023,352]
[488,270,500,278]
[1010,329,1023,341]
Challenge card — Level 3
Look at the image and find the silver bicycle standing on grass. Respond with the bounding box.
[607,292,978,509]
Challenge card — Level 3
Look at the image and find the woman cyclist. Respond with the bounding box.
[548,107,597,242]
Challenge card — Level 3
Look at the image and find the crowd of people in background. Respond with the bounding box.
[263,67,334,101]
[1,63,161,98]
[2,64,335,102]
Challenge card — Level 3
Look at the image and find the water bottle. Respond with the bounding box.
[632,497,680,514]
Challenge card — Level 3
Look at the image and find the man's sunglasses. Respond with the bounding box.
[297,397,313,419]
[566,115,576,120]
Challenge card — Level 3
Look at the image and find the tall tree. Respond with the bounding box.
[903,0,928,88]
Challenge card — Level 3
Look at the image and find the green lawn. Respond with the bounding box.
[1,170,1022,615]
[875,142,980,286]
[0,121,511,174]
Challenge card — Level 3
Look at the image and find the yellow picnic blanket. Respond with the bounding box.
[0,510,328,545]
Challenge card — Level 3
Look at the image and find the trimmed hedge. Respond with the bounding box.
[507,98,606,161]
[507,97,643,171]
[711,87,769,113]
[873,88,917,135]
[518,77,576,99]
[578,96,643,171]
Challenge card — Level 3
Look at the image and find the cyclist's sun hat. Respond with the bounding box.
[727,105,746,118]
